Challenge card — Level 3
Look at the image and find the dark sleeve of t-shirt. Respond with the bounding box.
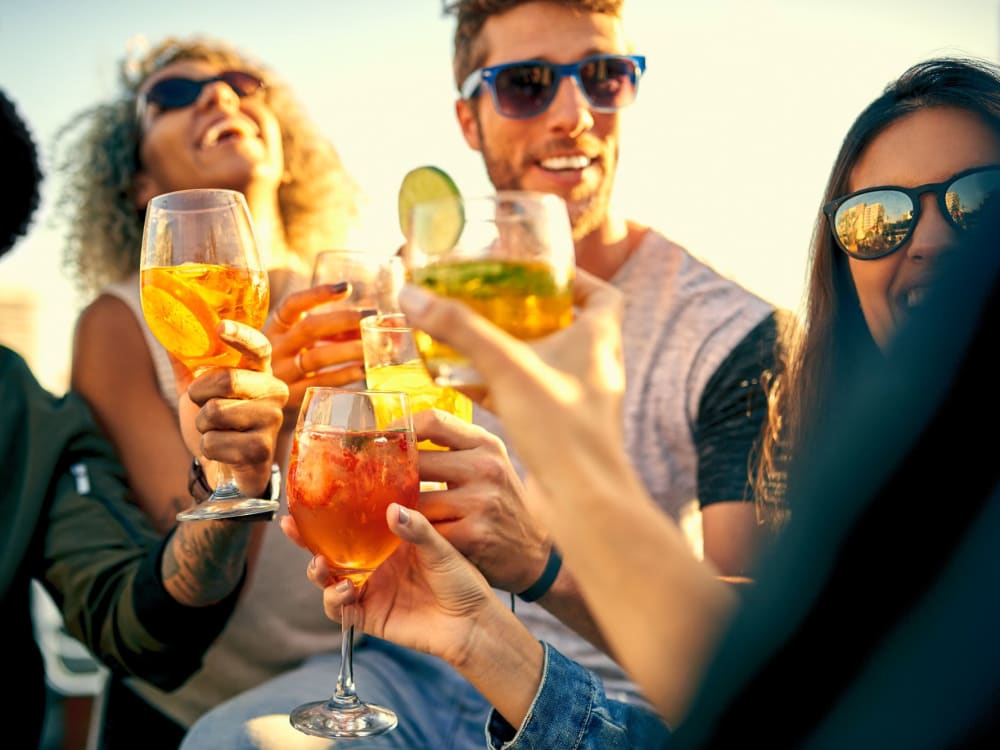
[129,532,245,690]
[694,311,780,507]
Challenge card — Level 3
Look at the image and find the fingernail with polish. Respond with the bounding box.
[397,505,411,525]
[360,308,378,319]
[328,281,349,293]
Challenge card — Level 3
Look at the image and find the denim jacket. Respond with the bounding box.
[486,642,671,749]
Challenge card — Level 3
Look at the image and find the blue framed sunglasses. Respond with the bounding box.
[824,165,1000,260]
[461,54,646,119]
[135,70,265,124]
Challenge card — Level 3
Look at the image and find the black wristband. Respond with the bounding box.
[517,545,562,602]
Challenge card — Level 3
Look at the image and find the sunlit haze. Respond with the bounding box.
[1,0,996,391]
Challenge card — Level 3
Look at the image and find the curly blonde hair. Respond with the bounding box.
[55,36,360,298]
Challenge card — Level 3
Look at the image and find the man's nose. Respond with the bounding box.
[545,74,594,137]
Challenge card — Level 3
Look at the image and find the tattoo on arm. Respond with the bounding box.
[161,523,252,606]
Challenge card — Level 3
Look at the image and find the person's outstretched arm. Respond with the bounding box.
[398,272,736,726]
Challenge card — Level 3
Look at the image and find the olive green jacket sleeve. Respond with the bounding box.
[1,346,242,690]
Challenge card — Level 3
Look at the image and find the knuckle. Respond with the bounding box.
[200,398,224,424]
[478,456,508,487]
[427,409,450,430]
[272,380,290,402]
[215,368,238,393]
[482,431,509,457]
[237,434,272,465]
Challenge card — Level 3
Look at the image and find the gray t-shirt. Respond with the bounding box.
[475,228,776,709]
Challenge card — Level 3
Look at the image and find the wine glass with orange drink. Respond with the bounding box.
[286,387,419,738]
[139,188,276,521]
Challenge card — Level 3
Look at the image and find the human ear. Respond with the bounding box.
[455,98,482,152]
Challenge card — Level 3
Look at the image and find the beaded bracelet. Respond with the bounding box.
[517,545,563,602]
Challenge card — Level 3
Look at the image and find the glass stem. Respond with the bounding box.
[210,463,243,500]
[331,604,360,708]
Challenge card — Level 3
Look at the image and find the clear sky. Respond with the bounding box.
[1,0,997,391]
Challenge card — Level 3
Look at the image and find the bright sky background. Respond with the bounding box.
[1,0,997,391]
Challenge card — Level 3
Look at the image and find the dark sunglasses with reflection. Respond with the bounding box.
[461,53,645,119]
[134,70,266,126]
[824,165,1000,260]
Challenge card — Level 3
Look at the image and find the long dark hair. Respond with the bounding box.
[755,57,1000,529]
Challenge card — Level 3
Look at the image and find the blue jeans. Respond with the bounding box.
[180,637,491,749]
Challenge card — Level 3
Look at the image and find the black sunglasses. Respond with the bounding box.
[135,70,265,123]
[824,165,1000,260]
[460,54,646,119]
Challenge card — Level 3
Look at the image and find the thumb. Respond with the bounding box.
[386,503,460,566]
[217,319,271,372]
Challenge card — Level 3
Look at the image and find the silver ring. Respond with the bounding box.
[295,350,308,378]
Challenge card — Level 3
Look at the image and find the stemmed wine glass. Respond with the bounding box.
[286,387,419,738]
[139,188,277,521]
[404,190,575,394]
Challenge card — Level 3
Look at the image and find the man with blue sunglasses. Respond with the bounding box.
[408,0,778,744]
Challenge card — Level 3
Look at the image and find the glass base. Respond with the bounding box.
[289,699,398,739]
[176,496,279,522]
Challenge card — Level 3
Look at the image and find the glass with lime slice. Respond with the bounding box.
[403,190,575,391]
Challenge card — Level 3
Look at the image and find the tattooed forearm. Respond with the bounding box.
[161,521,254,606]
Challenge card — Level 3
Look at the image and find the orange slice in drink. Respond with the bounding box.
[141,266,220,363]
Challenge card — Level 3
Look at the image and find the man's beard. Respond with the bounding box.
[476,118,615,242]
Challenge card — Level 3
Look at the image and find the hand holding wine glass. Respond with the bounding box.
[286,387,419,738]
[140,188,276,521]
[283,499,545,734]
